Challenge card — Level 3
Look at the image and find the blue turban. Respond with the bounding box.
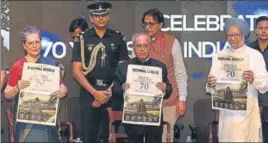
[224,17,250,37]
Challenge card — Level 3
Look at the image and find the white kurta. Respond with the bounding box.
[208,45,268,142]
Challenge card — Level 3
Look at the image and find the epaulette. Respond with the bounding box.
[115,30,123,36]
[74,32,85,43]
[80,31,86,36]
[74,36,79,43]
[115,30,127,41]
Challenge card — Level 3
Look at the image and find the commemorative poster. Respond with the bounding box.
[122,65,163,126]
[211,53,249,111]
[16,63,60,126]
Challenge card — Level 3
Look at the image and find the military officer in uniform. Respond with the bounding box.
[72,2,129,143]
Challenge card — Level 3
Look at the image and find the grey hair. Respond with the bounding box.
[20,26,40,43]
[131,33,151,47]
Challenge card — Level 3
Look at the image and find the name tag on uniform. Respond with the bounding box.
[110,43,117,50]
[87,44,95,51]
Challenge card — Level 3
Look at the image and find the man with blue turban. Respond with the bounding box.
[206,17,268,142]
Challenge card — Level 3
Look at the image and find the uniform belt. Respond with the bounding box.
[88,79,112,88]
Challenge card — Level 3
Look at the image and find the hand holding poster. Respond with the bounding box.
[211,53,249,111]
[16,63,60,126]
[20,63,60,94]
[125,65,163,96]
[212,53,249,83]
[122,65,163,126]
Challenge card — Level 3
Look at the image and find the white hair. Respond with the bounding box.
[131,33,151,47]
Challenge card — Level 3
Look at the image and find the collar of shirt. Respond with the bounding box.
[250,40,268,53]
[134,57,151,65]
[228,44,247,53]
[87,27,113,38]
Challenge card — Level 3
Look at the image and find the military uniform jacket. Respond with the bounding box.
[112,58,172,134]
[72,28,129,91]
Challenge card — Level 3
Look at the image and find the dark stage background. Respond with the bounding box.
[1,0,267,142]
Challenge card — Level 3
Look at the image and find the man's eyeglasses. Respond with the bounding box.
[135,44,149,49]
[227,33,242,39]
[142,22,158,28]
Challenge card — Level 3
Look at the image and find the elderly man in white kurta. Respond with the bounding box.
[207,17,268,142]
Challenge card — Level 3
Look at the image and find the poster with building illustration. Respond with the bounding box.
[16,63,60,126]
[211,53,249,111]
[122,65,163,126]
[16,92,59,126]
[123,94,163,126]
[212,82,248,111]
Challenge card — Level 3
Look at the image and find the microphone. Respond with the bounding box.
[174,118,184,140]
[189,124,198,142]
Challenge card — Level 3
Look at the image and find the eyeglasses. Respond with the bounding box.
[135,44,149,49]
[227,33,242,39]
[142,22,158,28]
[26,40,41,46]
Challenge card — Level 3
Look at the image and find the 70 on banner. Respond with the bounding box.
[41,41,67,59]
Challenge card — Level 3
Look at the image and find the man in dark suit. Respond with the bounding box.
[112,33,172,143]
